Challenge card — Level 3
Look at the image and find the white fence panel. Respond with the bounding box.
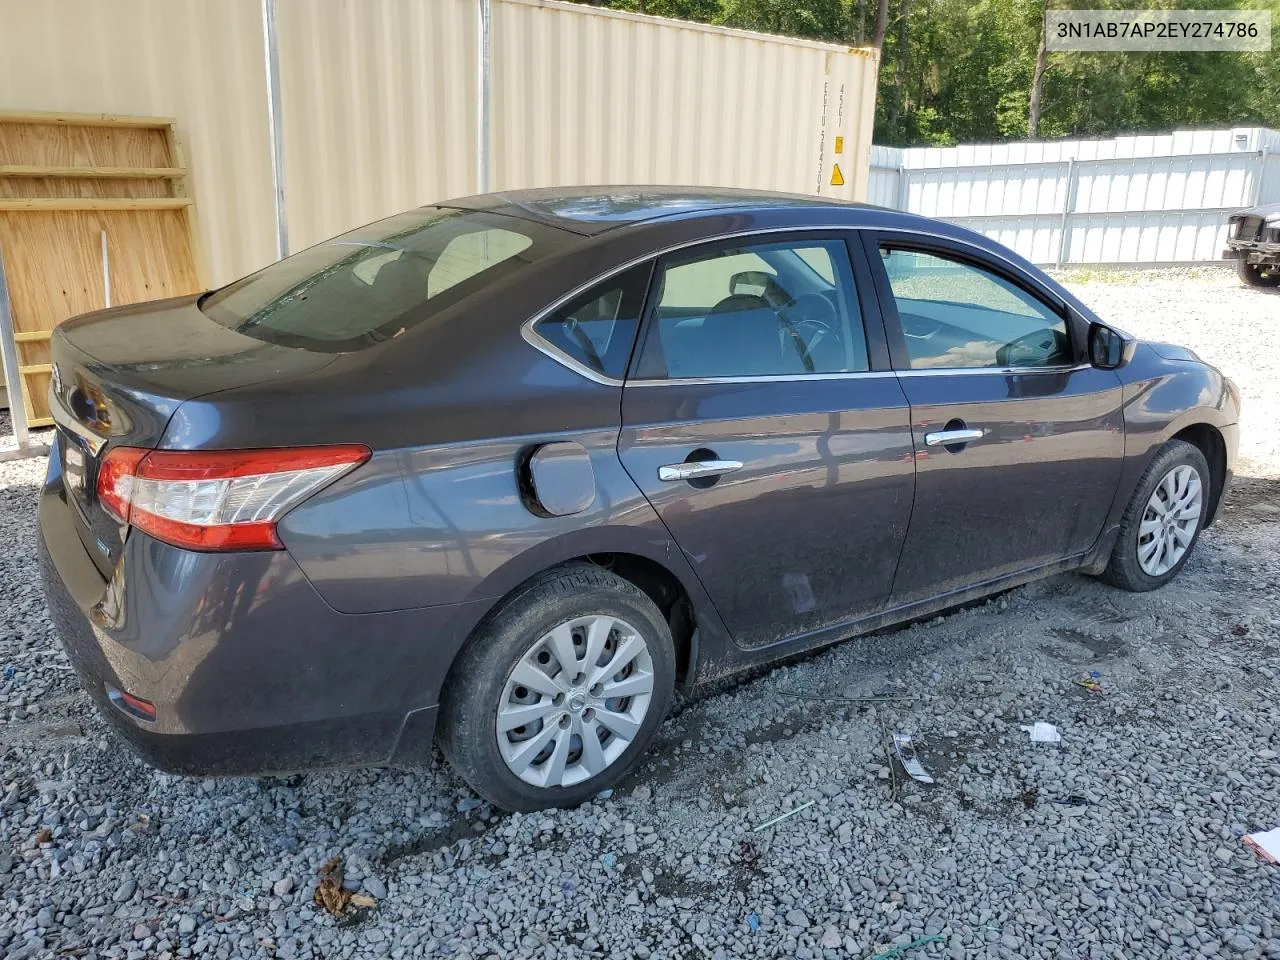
[975,217,1064,266]
[873,127,1278,265]
[1260,128,1280,205]
[868,145,901,208]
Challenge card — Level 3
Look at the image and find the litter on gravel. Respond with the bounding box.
[1074,671,1104,694]
[1244,828,1280,863]
[892,733,936,784]
[312,857,377,919]
[752,799,816,832]
[1021,721,1062,743]
[869,933,947,959]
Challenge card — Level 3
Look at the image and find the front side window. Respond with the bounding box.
[635,239,868,379]
[201,208,552,352]
[880,247,1072,370]
[532,264,652,380]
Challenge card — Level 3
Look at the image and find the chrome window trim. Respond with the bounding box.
[629,370,892,387]
[628,364,1091,386]
[520,223,1065,387]
[896,363,1092,378]
[519,322,624,387]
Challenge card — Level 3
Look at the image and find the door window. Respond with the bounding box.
[880,247,1072,370]
[635,239,868,379]
[532,263,652,380]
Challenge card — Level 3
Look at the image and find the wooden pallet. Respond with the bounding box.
[0,111,206,425]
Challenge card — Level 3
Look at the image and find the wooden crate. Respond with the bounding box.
[0,111,206,425]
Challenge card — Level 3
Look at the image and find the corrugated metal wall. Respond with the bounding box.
[1253,127,1280,205]
[868,144,902,208]
[871,128,1280,265]
[276,0,478,251]
[0,0,278,286]
[490,0,878,201]
[0,0,879,289]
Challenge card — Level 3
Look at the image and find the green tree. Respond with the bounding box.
[570,0,1280,147]
[717,0,849,39]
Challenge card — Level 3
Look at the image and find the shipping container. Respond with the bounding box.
[0,0,880,285]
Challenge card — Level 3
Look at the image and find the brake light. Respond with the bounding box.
[96,445,370,552]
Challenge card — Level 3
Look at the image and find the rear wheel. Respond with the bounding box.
[1101,440,1210,592]
[1237,258,1280,287]
[438,565,675,811]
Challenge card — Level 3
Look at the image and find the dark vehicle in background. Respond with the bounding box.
[39,188,1239,810]
[1225,202,1280,287]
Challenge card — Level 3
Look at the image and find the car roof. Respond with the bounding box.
[439,186,1107,339]
[442,185,884,236]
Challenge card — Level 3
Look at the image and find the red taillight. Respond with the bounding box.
[95,445,370,552]
[97,446,147,522]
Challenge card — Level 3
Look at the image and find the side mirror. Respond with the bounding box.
[1088,322,1134,370]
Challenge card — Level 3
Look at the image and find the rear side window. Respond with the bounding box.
[531,264,652,380]
[200,208,556,352]
[634,238,868,380]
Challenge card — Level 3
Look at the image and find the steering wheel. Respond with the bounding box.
[780,293,837,356]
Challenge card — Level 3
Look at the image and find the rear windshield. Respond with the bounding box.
[200,208,552,351]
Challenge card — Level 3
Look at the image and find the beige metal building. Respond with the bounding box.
[1,0,879,283]
[0,0,879,431]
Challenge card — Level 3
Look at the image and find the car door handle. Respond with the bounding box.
[658,460,743,482]
[924,428,985,447]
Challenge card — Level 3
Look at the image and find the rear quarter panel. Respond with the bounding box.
[274,413,732,700]
[276,424,698,614]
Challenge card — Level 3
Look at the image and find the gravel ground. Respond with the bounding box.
[2,268,1279,960]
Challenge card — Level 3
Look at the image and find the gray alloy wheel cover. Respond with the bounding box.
[1137,463,1203,576]
[496,614,655,788]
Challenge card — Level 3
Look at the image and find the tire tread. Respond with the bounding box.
[1237,258,1280,287]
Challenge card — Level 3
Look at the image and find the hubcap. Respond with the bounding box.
[496,614,654,788]
[1137,464,1203,576]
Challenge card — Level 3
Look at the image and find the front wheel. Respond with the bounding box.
[1101,439,1210,592]
[438,565,676,811]
[1237,258,1280,288]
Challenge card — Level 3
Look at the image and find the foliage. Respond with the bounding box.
[570,0,1280,147]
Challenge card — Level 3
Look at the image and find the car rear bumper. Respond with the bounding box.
[38,444,487,776]
[1224,240,1280,261]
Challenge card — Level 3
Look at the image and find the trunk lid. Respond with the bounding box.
[49,295,332,576]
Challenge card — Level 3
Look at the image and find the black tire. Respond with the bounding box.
[1101,439,1211,592]
[437,565,676,811]
[1237,258,1280,288]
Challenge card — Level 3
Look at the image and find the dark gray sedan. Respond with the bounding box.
[39,188,1239,810]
